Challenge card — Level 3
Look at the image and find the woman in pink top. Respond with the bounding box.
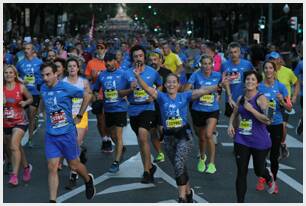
[55,39,67,59]
[204,41,222,72]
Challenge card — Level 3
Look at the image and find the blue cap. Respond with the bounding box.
[266,51,281,60]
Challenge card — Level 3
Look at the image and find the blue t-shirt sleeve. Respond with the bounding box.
[187,72,196,85]
[92,78,101,92]
[294,61,302,76]
[156,90,165,105]
[247,61,254,70]
[184,90,193,102]
[155,71,162,86]
[220,62,226,74]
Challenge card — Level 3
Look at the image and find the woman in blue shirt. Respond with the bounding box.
[185,55,222,174]
[134,67,227,203]
[257,60,292,194]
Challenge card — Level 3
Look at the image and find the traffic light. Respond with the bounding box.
[258,16,266,30]
[289,16,298,30]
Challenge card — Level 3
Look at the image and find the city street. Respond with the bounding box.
[3,101,303,203]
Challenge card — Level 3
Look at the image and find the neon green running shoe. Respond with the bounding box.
[206,163,216,174]
[197,155,207,173]
[154,152,165,163]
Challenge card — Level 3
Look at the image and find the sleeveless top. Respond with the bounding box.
[4,83,28,128]
[63,77,91,115]
[234,92,271,149]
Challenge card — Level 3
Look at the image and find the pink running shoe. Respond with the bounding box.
[23,164,32,182]
[9,173,18,186]
[256,177,266,191]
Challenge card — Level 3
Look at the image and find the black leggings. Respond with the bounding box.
[234,143,272,203]
[267,124,283,181]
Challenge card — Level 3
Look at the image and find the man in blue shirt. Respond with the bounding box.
[40,62,96,202]
[16,43,43,147]
[221,42,254,117]
[119,45,162,184]
[93,52,131,173]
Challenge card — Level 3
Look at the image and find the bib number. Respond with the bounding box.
[105,90,119,103]
[200,94,214,106]
[239,119,252,135]
[24,74,35,85]
[50,109,68,129]
[134,89,148,102]
[166,117,183,129]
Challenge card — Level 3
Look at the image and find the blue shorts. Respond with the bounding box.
[45,129,80,161]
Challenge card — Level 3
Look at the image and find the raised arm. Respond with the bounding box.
[134,70,158,100]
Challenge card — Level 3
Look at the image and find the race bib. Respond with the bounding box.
[200,94,214,106]
[269,100,276,110]
[134,89,148,102]
[166,117,183,129]
[24,74,35,85]
[72,98,82,115]
[105,90,119,103]
[50,109,68,129]
[229,72,241,84]
[4,107,15,119]
[239,119,252,135]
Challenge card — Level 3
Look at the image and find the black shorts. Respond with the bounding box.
[224,102,233,118]
[4,125,28,135]
[191,109,219,127]
[31,95,40,108]
[104,112,127,128]
[130,110,157,136]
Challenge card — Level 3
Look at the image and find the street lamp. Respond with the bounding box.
[283,4,290,14]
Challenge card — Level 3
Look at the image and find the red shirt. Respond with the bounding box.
[4,83,28,128]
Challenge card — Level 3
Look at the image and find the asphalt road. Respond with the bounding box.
[3,100,303,203]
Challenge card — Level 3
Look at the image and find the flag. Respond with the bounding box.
[89,15,95,40]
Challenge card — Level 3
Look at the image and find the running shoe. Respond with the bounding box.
[256,177,266,191]
[206,163,217,174]
[153,152,165,163]
[296,119,303,136]
[102,140,113,153]
[187,188,194,203]
[178,197,187,203]
[141,171,152,184]
[9,173,18,186]
[267,170,276,194]
[108,161,119,173]
[150,164,157,177]
[197,155,207,173]
[65,172,78,190]
[273,181,279,194]
[23,164,32,182]
[85,173,96,200]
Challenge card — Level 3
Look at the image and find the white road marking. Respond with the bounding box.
[97,183,155,195]
[158,199,177,203]
[57,152,208,203]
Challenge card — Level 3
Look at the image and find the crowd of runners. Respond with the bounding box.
[3,34,303,203]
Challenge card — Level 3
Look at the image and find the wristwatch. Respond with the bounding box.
[76,114,83,119]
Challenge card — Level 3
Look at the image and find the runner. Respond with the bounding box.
[266,51,299,159]
[221,42,254,118]
[16,42,43,147]
[119,45,162,183]
[63,58,92,189]
[93,52,129,173]
[257,60,292,194]
[185,55,223,174]
[227,70,276,203]
[134,69,227,202]
[40,62,95,202]
[4,65,33,186]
